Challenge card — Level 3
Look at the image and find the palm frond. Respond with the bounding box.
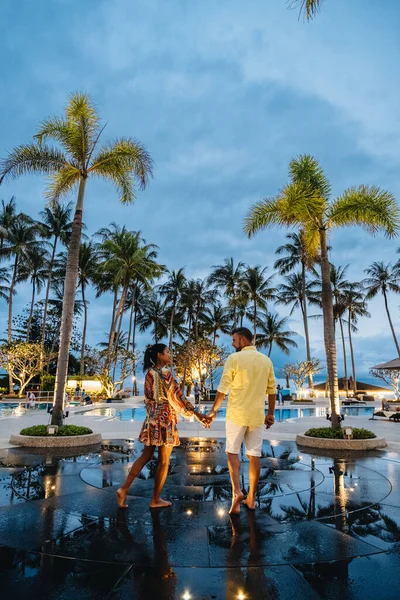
[45,164,81,202]
[288,0,325,21]
[329,186,400,238]
[0,143,67,183]
[89,138,153,192]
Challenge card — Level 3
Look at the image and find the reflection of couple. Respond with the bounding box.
[117,327,276,515]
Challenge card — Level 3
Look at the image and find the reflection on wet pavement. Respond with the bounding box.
[0,439,399,599]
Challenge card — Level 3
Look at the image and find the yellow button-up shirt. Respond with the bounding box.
[217,346,276,427]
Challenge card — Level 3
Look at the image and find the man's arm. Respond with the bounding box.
[208,391,226,420]
[207,355,233,422]
[265,393,276,428]
[265,359,277,428]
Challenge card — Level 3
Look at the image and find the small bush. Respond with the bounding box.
[20,424,93,437]
[304,427,376,439]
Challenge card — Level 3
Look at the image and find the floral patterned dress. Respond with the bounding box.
[138,368,196,446]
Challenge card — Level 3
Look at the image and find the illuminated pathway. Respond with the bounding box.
[0,438,399,599]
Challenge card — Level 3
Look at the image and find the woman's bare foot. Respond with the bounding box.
[150,498,172,509]
[229,491,244,515]
[117,488,128,508]
[242,498,256,510]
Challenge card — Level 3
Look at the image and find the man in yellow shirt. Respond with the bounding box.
[208,327,276,515]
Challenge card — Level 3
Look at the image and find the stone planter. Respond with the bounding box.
[296,433,386,451]
[10,432,102,448]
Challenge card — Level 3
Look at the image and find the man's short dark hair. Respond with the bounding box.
[232,327,253,342]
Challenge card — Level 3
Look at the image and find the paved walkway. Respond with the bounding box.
[0,436,399,599]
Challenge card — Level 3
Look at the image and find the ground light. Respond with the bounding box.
[182,591,191,600]
[237,591,246,599]
[217,508,225,517]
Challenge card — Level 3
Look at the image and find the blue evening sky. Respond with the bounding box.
[1,0,400,384]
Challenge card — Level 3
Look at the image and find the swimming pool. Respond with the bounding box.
[0,402,51,417]
[78,405,375,422]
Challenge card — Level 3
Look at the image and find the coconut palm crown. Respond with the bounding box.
[0,93,153,425]
[244,154,399,428]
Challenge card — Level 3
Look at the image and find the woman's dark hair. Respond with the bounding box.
[143,343,168,372]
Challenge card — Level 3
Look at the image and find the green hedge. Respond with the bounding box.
[20,424,93,437]
[304,427,376,439]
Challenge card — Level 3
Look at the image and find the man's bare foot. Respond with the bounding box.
[117,488,128,508]
[150,498,172,509]
[242,498,256,511]
[229,491,244,515]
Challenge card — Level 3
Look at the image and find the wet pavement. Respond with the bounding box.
[0,438,399,599]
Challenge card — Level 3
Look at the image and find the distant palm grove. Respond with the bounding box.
[1,94,399,429]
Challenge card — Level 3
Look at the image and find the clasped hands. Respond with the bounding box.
[194,410,216,429]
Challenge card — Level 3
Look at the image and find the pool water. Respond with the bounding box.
[0,402,51,417]
[79,405,375,422]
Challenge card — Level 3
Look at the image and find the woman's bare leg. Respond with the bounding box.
[117,445,155,508]
[150,445,173,508]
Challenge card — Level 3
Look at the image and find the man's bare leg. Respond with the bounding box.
[227,452,244,514]
[117,445,155,508]
[150,445,173,509]
[242,455,260,510]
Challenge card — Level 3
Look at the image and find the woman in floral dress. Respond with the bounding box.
[117,343,209,508]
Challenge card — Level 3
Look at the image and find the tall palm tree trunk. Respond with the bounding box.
[339,317,349,394]
[347,312,357,395]
[169,300,176,368]
[7,256,18,343]
[120,301,134,388]
[301,264,313,390]
[26,279,36,341]
[132,308,138,394]
[112,307,124,385]
[319,228,340,429]
[80,282,88,377]
[7,256,18,393]
[268,342,272,357]
[52,178,86,425]
[41,237,58,352]
[182,314,193,390]
[253,301,257,344]
[383,290,400,356]
[107,285,127,373]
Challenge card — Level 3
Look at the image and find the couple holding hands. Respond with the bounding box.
[117,327,276,515]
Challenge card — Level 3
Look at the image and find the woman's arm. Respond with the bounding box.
[165,374,209,425]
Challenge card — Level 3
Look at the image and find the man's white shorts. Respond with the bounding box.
[225,420,264,457]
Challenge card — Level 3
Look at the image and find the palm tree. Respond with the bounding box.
[288,0,326,20]
[275,260,319,388]
[138,293,169,342]
[99,228,163,373]
[244,154,399,428]
[0,197,17,249]
[77,241,99,376]
[191,279,218,342]
[342,285,370,394]
[241,265,275,343]
[0,216,43,343]
[0,266,10,302]
[208,258,245,327]
[363,262,400,357]
[256,312,298,357]
[0,93,153,424]
[160,268,186,359]
[18,247,49,340]
[37,203,73,352]
[203,302,232,346]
